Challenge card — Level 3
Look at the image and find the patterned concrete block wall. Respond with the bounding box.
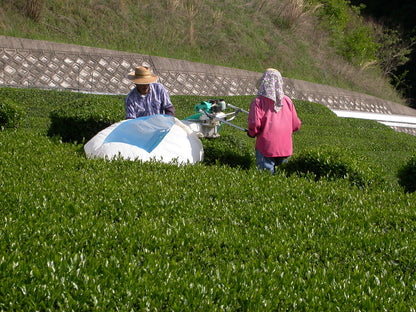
[0,36,261,97]
[1,35,416,135]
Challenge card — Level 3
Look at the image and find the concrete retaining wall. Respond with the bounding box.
[0,36,260,97]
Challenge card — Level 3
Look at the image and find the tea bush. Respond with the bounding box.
[398,153,416,193]
[48,95,124,142]
[283,145,380,187]
[2,126,416,311]
[202,134,254,169]
[0,97,25,130]
[2,87,416,310]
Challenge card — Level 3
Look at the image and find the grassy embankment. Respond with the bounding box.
[0,0,406,104]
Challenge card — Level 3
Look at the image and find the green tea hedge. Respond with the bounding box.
[283,145,381,187]
[202,134,254,169]
[398,153,416,192]
[2,88,416,310]
[48,95,124,142]
[0,97,25,130]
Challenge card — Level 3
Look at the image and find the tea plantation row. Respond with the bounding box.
[1,87,416,310]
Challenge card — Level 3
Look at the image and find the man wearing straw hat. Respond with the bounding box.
[125,65,175,119]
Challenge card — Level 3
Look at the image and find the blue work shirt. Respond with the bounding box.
[125,83,175,119]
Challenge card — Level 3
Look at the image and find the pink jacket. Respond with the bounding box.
[248,95,301,157]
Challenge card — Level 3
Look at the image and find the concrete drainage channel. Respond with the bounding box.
[333,110,416,133]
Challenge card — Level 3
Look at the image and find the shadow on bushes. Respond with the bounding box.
[397,154,416,193]
[47,95,124,143]
[202,135,253,169]
[0,98,25,130]
[48,116,114,143]
[281,146,381,188]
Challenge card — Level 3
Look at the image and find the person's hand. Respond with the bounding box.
[246,130,255,138]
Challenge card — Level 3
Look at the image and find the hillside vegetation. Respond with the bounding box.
[0,0,408,104]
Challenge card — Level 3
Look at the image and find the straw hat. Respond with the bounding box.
[127,66,158,84]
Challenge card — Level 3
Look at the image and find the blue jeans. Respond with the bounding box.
[256,149,290,175]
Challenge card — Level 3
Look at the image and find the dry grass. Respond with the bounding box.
[23,0,46,21]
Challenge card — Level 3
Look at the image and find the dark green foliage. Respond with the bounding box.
[0,97,25,129]
[282,145,381,187]
[48,95,124,142]
[202,134,254,169]
[398,153,416,192]
[293,99,415,184]
[312,0,378,66]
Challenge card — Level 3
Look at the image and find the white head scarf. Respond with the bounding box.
[257,68,284,113]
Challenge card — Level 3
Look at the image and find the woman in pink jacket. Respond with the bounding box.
[248,68,301,174]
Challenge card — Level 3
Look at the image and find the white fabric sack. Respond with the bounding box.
[84,115,203,164]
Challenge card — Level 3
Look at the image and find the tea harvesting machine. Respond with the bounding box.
[182,99,249,138]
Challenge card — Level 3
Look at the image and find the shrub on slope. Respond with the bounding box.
[398,153,416,193]
[0,98,25,130]
[48,95,124,142]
